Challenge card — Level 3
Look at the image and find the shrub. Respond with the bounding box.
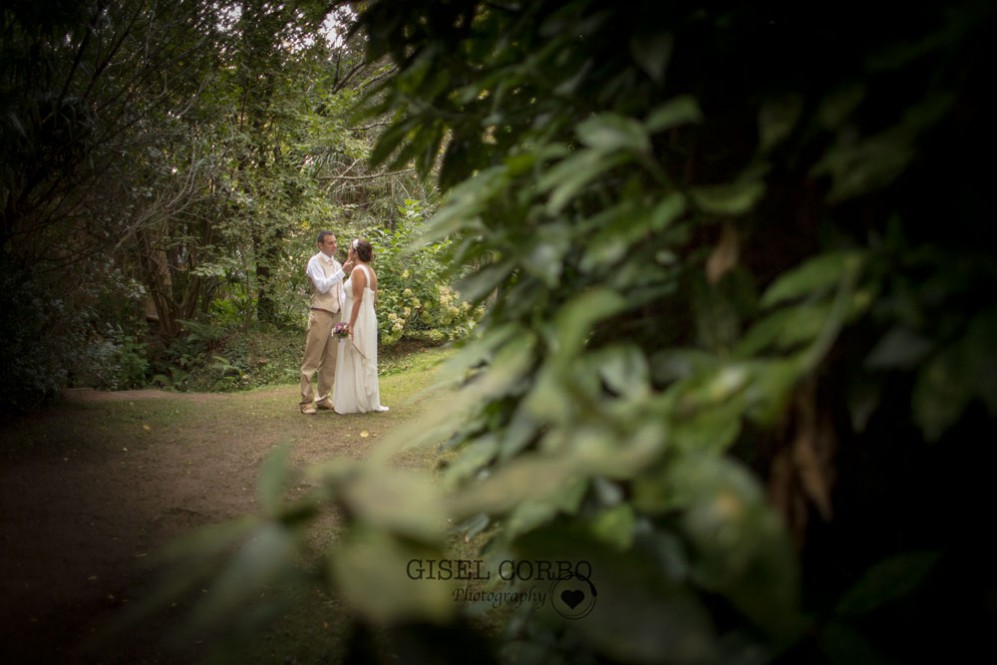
[0,256,73,410]
[77,326,151,390]
[369,199,484,346]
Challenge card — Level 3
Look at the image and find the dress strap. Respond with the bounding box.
[357,264,372,285]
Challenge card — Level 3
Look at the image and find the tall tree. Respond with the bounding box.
[225,0,328,323]
[0,0,220,401]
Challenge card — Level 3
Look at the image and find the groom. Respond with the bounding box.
[299,230,354,415]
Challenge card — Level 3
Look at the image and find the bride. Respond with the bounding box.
[333,238,389,414]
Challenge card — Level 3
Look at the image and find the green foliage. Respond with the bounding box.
[78,327,151,391]
[146,322,305,393]
[313,0,997,662]
[6,0,995,661]
[0,257,74,409]
[0,250,151,407]
[0,0,464,402]
[371,199,484,346]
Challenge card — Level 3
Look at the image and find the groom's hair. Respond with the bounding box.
[316,230,333,245]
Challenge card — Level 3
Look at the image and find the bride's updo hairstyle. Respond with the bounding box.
[353,238,374,262]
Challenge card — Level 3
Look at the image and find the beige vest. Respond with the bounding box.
[310,255,341,313]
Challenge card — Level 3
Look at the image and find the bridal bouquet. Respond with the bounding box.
[332,322,350,340]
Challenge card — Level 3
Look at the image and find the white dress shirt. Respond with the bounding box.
[306,252,347,308]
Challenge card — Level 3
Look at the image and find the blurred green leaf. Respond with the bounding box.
[188,522,297,630]
[836,551,941,615]
[467,332,538,401]
[343,467,447,543]
[865,326,933,369]
[670,361,752,413]
[590,504,636,550]
[631,465,674,516]
[498,405,542,463]
[645,95,702,132]
[330,527,454,625]
[449,454,582,518]
[690,178,765,215]
[761,251,865,308]
[522,363,576,424]
[910,309,997,441]
[369,116,418,168]
[818,84,866,129]
[525,226,570,287]
[815,132,916,202]
[572,422,667,479]
[155,516,261,566]
[119,517,261,635]
[441,322,524,378]
[538,148,629,214]
[596,344,650,398]
[443,435,500,489]
[671,401,743,455]
[820,621,887,665]
[735,308,797,357]
[814,94,953,202]
[581,194,685,272]
[675,456,800,634]
[848,377,883,433]
[507,478,587,538]
[743,358,800,426]
[630,31,673,81]
[759,95,803,152]
[553,288,627,361]
[257,441,291,517]
[738,303,834,356]
[580,203,644,272]
[506,499,561,540]
[912,345,973,441]
[577,113,651,154]
[421,167,506,244]
[651,348,720,385]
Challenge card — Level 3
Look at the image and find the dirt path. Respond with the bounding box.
[0,367,449,664]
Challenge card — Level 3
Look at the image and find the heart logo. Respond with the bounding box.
[560,589,585,609]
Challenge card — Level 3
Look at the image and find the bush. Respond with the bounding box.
[369,199,484,346]
[146,322,304,392]
[0,256,74,410]
[77,326,150,390]
[0,252,153,405]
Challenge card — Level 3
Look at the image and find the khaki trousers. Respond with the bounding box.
[300,308,341,405]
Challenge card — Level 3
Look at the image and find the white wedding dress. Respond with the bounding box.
[333,265,388,414]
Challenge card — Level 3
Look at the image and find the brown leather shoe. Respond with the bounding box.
[316,399,334,411]
[300,404,317,415]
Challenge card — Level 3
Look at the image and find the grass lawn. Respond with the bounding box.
[0,346,491,664]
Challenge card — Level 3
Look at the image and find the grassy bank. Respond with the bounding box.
[1,346,473,664]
